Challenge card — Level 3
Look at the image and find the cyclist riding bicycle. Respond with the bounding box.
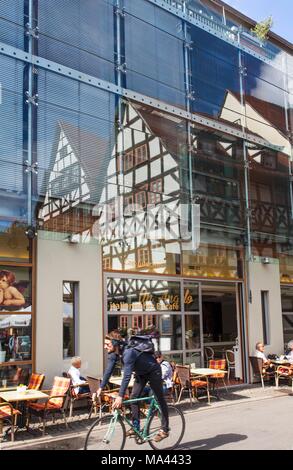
[97,329,169,443]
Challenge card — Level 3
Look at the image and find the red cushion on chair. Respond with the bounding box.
[0,405,21,418]
[28,373,45,390]
[29,402,61,411]
[191,380,207,388]
[209,359,227,378]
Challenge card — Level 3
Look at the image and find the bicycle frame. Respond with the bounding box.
[106,396,161,443]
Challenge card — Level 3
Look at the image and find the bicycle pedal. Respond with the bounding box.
[135,437,144,445]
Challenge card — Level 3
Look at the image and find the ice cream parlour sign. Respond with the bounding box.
[109,289,193,312]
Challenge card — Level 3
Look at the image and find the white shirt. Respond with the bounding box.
[68,365,86,394]
[255,350,267,362]
[160,361,173,389]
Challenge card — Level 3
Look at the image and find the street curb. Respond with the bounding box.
[0,430,87,450]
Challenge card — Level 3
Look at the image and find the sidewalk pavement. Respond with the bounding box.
[1,383,292,450]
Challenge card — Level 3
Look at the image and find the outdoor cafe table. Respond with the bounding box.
[0,389,49,429]
[270,359,291,366]
[109,376,135,389]
[190,368,228,404]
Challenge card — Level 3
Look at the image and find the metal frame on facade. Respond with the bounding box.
[0,41,284,153]
[145,0,281,67]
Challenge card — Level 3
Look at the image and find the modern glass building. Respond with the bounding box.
[0,0,292,385]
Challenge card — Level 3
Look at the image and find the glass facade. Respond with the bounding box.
[0,0,292,377]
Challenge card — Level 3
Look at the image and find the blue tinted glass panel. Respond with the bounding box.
[190,26,242,124]
[0,0,25,49]
[0,57,24,167]
[37,0,115,81]
[124,8,185,107]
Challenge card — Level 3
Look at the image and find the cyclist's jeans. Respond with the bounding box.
[130,367,169,433]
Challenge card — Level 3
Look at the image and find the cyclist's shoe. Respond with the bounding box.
[153,429,169,442]
[126,428,137,438]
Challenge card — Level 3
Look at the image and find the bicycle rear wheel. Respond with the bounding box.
[84,415,126,450]
[147,405,185,450]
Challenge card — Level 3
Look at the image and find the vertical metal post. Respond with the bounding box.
[238,30,252,262]
[238,29,250,382]
[115,0,125,242]
[183,1,196,252]
[282,53,293,219]
[115,0,124,186]
[26,0,33,226]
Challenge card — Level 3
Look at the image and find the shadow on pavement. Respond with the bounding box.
[179,433,247,450]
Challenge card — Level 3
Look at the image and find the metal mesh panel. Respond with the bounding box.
[0,0,25,49]
[124,1,186,108]
[0,56,25,171]
[35,69,117,236]
[37,0,115,82]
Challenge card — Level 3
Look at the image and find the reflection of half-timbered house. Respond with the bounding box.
[220,90,293,263]
[98,102,183,274]
[221,91,292,236]
[38,121,110,236]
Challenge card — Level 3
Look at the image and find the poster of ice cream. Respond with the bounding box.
[0,267,31,312]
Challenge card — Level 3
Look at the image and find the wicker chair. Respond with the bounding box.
[0,402,21,441]
[204,347,214,366]
[249,356,275,388]
[275,365,293,391]
[10,367,23,386]
[27,376,70,435]
[63,372,91,418]
[174,365,193,406]
[225,350,236,381]
[87,376,103,419]
[208,359,228,393]
[190,375,210,404]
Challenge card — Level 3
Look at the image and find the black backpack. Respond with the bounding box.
[126,335,155,355]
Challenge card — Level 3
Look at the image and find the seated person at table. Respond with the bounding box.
[254,342,275,373]
[154,351,173,393]
[68,356,90,394]
[285,340,293,363]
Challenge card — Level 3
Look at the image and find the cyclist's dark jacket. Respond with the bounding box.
[100,346,158,397]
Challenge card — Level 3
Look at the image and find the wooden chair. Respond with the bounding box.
[28,373,45,391]
[63,372,91,418]
[174,365,193,406]
[226,350,236,381]
[10,367,23,386]
[27,376,70,435]
[208,359,228,393]
[0,402,21,441]
[87,376,104,419]
[190,375,210,404]
[204,347,214,366]
[249,356,275,388]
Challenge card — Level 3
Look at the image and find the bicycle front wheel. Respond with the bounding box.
[84,415,126,450]
[147,405,185,450]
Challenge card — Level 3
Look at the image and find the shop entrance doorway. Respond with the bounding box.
[201,282,243,383]
[105,274,245,382]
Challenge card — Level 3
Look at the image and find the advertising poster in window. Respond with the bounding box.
[0,267,32,312]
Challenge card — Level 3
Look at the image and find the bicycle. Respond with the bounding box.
[84,395,185,450]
